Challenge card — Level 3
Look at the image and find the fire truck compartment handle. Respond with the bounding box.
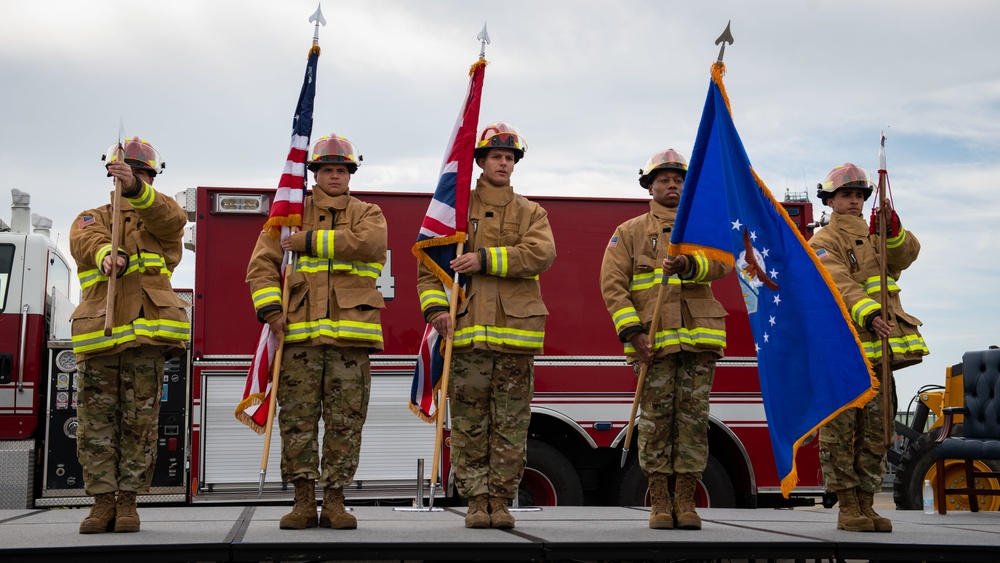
[17,304,28,393]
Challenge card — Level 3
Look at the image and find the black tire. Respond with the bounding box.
[518,439,584,506]
[894,425,1000,510]
[615,453,736,508]
[893,428,941,510]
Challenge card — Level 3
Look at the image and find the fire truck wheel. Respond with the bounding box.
[893,426,1000,511]
[519,439,584,506]
[615,453,736,508]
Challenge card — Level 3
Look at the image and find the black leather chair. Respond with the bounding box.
[933,348,1000,514]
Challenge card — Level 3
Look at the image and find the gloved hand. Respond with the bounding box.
[868,207,901,238]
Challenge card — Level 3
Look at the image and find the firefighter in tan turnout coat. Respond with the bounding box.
[418,122,556,529]
[600,149,731,530]
[70,137,190,534]
[809,163,928,533]
[246,134,387,531]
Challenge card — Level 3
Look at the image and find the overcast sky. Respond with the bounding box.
[2,0,998,414]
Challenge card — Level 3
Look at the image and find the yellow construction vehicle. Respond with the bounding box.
[891,346,1000,511]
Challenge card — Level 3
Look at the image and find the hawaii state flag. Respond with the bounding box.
[235,45,319,434]
[409,59,486,422]
[668,63,877,496]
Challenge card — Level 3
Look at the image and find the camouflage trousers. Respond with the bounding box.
[277,345,371,489]
[449,349,534,499]
[636,351,715,478]
[820,368,890,494]
[76,346,164,495]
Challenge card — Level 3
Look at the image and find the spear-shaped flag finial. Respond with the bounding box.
[879,130,887,170]
[310,3,327,46]
[715,21,734,63]
[477,22,490,59]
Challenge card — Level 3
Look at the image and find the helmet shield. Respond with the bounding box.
[308,135,362,173]
[639,148,688,188]
[104,137,164,175]
[817,163,874,200]
[475,122,527,161]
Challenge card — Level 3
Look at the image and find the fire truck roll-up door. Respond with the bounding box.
[196,365,435,500]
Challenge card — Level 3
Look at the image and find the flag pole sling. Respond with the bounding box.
[620,271,670,467]
[103,145,126,336]
[258,255,294,496]
[877,169,893,449]
[430,241,465,494]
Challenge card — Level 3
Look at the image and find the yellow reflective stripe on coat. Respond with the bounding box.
[77,251,172,288]
[284,319,384,344]
[252,286,282,308]
[886,228,906,250]
[612,307,640,333]
[863,276,900,295]
[95,244,112,270]
[623,326,726,354]
[78,269,107,290]
[689,252,710,282]
[862,334,929,359]
[487,247,509,277]
[134,318,190,340]
[295,256,383,278]
[420,289,449,311]
[630,270,709,292]
[71,317,191,354]
[850,297,880,327]
[453,325,544,349]
[126,181,156,210]
[315,230,336,258]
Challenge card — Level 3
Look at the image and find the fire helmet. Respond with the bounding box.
[816,163,875,202]
[638,149,688,189]
[102,137,164,176]
[475,121,527,162]
[308,134,362,173]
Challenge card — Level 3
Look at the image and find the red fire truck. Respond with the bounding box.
[0,185,822,509]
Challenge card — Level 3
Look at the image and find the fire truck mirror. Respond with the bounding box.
[0,352,12,384]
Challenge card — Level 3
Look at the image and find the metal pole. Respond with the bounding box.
[415,458,425,508]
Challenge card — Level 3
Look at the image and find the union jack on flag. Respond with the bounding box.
[235,45,319,433]
[409,59,486,422]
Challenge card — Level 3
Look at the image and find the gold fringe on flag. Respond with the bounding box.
[666,243,734,267]
[711,62,733,116]
[262,215,303,240]
[234,393,267,435]
[411,232,469,303]
[469,58,488,76]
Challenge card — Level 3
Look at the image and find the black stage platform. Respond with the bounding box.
[2,504,998,562]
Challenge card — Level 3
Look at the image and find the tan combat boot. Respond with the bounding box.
[464,494,490,528]
[648,473,674,529]
[320,487,357,529]
[79,492,116,534]
[488,497,515,529]
[856,489,892,532]
[835,488,875,532]
[114,491,141,533]
[279,479,318,529]
[673,474,702,530]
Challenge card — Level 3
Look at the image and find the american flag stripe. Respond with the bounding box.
[237,45,319,434]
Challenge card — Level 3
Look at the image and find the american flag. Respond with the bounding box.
[235,45,319,434]
[409,59,486,422]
